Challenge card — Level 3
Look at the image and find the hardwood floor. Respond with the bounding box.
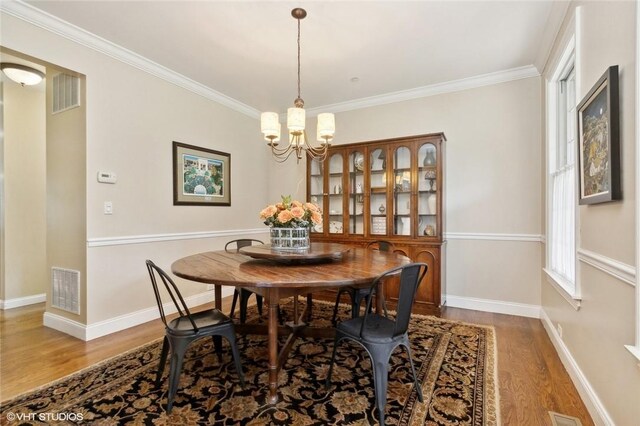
[0,300,593,425]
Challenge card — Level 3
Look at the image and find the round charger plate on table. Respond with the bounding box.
[239,242,351,264]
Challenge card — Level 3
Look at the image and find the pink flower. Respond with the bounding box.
[304,202,319,212]
[311,211,322,225]
[260,205,278,220]
[277,209,294,223]
[290,206,305,219]
[291,200,303,208]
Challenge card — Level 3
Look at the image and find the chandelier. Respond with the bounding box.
[260,8,335,163]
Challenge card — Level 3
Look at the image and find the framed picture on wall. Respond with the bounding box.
[576,65,620,205]
[173,141,231,206]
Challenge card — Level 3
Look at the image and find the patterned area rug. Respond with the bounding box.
[1,301,498,425]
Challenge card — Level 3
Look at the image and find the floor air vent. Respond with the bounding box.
[51,267,80,314]
[549,412,583,426]
[52,73,80,114]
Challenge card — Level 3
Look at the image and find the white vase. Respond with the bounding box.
[400,217,410,235]
[427,194,437,214]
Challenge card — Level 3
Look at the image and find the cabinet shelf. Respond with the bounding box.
[371,187,386,193]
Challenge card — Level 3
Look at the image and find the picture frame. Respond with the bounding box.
[173,141,231,206]
[576,65,620,205]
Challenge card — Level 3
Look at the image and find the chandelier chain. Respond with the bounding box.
[297,17,301,102]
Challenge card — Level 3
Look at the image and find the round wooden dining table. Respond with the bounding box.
[171,242,409,404]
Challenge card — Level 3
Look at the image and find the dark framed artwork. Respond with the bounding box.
[173,141,231,206]
[576,65,620,205]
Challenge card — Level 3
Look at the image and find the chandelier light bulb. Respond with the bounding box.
[287,107,306,134]
[317,113,335,143]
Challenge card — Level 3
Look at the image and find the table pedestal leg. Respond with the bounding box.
[267,300,279,404]
[215,285,222,310]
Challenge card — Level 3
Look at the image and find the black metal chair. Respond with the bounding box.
[225,239,264,323]
[325,262,428,426]
[145,260,245,413]
[331,240,394,324]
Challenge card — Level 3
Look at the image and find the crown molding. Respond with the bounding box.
[0,0,260,119]
[306,65,541,116]
[3,1,540,119]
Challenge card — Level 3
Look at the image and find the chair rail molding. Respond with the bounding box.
[577,248,635,287]
[445,232,544,243]
[87,228,267,247]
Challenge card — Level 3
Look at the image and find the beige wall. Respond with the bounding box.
[1,77,47,301]
[272,77,543,307]
[541,2,639,425]
[1,13,271,326]
[46,68,88,323]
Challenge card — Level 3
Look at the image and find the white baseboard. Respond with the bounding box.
[0,293,46,310]
[445,295,541,318]
[540,309,614,425]
[43,288,234,341]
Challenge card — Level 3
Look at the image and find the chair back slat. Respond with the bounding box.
[393,264,427,337]
[225,239,264,253]
[359,263,427,339]
[366,240,395,252]
[145,260,199,331]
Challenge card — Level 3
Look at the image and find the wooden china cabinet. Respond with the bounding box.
[307,133,446,316]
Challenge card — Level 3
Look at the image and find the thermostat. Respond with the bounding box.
[97,171,117,184]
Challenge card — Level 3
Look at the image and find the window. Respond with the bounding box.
[546,37,579,300]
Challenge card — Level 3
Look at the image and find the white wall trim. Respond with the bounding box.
[0,293,46,310]
[543,268,582,310]
[445,232,543,243]
[632,0,640,365]
[0,0,260,119]
[88,230,542,247]
[540,309,615,425]
[43,288,234,341]
[577,248,636,287]
[308,65,540,116]
[445,295,541,318]
[87,228,268,247]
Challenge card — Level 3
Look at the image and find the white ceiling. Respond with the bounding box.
[21,0,566,113]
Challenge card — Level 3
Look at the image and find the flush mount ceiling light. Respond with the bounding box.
[1,63,45,86]
[260,8,335,163]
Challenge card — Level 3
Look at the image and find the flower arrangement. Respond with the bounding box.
[260,195,322,229]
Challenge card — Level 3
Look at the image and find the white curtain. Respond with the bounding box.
[550,165,575,285]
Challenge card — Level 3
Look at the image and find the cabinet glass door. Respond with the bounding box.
[369,147,387,235]
[327,153,344,234]
[392,146,411,236]
[418,143,438,237]
[308,158,325,234]
[348,150,365,235]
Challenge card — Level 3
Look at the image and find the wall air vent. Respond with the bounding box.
[52,73,80,114]
[51,267,80,314]
[549,412,582,426]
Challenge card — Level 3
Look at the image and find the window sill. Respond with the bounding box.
[543,268,581,310]
[624,345,640,365]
